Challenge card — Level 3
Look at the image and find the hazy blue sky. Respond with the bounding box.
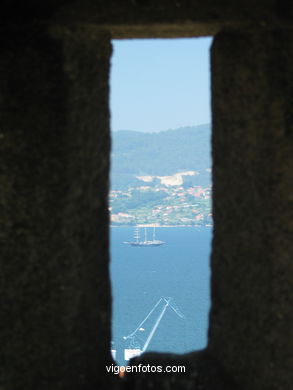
[110,37,212,133]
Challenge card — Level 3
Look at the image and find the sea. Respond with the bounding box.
[110,226,212,364]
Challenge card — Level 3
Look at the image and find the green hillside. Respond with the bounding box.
[111,124,211,189]
[109,124,212,226]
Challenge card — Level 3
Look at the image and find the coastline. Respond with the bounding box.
[110,224,213,228]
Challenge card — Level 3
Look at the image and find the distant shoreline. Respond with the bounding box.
[110,224,213,228]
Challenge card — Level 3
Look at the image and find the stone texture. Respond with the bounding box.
[54,0,292,38]
[123,350,239,390]
[0,25,114,390]
[0,2,292,390]
[2,1,293,39]
[210,30,293,390]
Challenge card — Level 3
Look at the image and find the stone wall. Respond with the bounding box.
[0,1,292,390]
[210,29,293,390]
[0,24,114,390]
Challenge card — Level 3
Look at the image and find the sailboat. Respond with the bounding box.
[124,226,165,247]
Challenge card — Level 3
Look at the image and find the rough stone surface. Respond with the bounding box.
[0,2,292,390]
[210,30,293,390]
[2,1,293,38]
[123,350,239,390]
[0,25,114,390]
[53,0,292,38]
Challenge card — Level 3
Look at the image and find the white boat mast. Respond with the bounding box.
[134,226,140,243]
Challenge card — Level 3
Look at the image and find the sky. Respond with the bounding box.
[110,37,212,133]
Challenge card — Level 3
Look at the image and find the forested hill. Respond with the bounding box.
[111,124,211,189]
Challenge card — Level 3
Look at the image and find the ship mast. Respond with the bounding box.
[134,226,140,243]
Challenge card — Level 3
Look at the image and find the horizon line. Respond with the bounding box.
[111,123,210,133]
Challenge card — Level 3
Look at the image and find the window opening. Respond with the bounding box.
[109,38,212,365]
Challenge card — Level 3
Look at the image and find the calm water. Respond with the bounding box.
[110,226,212,364]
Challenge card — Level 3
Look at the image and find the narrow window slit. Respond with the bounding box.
[109,38,212,365]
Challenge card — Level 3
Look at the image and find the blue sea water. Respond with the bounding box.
[110,226,212,364]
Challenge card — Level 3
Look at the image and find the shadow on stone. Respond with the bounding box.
[122,349,240,390]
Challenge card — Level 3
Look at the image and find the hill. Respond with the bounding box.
[111,124,211,189]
